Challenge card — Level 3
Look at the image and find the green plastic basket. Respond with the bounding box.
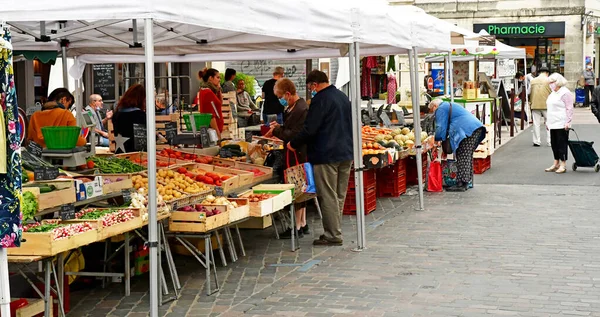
[41,126,81,149]
[183,113,212,131]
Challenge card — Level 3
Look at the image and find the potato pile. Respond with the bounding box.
[157,169,212,194]
[200,195,239,210]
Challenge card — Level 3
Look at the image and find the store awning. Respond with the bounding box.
[13,50,57,64]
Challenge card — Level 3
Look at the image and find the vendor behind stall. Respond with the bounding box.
[197,68,224,139]
[111,84,147,153]
[27,88,87,148]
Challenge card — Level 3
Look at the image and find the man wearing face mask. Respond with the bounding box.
[288,70,353,246]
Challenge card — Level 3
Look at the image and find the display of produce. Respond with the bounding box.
[364,126,434,149]
[22,191,38,221]
[361,142,387,156]
[217,144,247,161]
[200,195,239,210]
[89,156,145,174]
[76,208,137,227]
[130,188,169,217]
[156,169,212,194]
[245,194,271,202]
[183,167,231,187]
[21,147,54,170]
[176,205,223,217]
[23,222,94,240]
[130,157,174,167]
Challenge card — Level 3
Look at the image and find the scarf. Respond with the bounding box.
[206,81,221,95]
[42,101,65,110]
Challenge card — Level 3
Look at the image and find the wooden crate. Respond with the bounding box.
[252,185,294,212]
[117,151,186,167]
[23,180,76,211]
[176,163,240,192]
[68,208,144,240]
[169,210,230,233]
[9,223,99,256]
[240,193,276,217]
[238,215,273,229]
[234,162,274,183]
[101,174,134,195]
[213,166,253,186]
[14,298,47,317]
[227,198,250,222]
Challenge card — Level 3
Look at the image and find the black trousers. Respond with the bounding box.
[585,85,594,106]
[550,129,569,161]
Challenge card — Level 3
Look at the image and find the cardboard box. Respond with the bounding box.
[74,176,103,201]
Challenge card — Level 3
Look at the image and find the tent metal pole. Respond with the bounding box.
[444,55,449,97]
[349,42,366,250]
[0,249,10,317]
[353,43,366,248]
[167,63,173,107]
[449,52,454,103]
[60,22,69,89]
[409,48,425,211]
[144,18,159,317]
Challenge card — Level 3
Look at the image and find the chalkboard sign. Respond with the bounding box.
[34,166,59,181]
[245,131,253,142]
[394,110,406,126]
[60,203,76,220]
[92,64,116,101]
[165,122,178,144]
[27,141,43,158]
[199,127,210,148]
[121,189,132,205]
[133,123,147,151]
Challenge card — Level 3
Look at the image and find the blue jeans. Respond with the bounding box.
[263,113,283,126]
[98,136,109,147]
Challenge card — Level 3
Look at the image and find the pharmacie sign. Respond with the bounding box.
[473,22,565,38]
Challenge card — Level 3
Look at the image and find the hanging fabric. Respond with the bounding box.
[387,55,396,72]
[387,73,397,104]
[0,27,23,248]
[360,58,372,98]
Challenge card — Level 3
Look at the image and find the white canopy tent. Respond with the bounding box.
[3,1,453,315]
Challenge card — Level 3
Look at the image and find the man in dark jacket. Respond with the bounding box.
[289,70,353,246]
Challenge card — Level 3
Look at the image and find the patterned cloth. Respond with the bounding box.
[0,28,23,248]
[454,127,484,184]
[386,74,397,104]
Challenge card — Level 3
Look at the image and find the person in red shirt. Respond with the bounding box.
[193,68,223,139]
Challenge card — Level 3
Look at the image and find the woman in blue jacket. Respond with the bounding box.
[430,99,486,192]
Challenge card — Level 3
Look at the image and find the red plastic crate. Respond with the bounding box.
[405,154,427,186]
[474,156,491,174]
[343,188,377,215]
[348,169,376,189]
[376,175,407,197]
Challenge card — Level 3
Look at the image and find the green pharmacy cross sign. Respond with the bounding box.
[474,22,565,38]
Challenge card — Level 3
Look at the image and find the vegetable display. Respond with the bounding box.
[158,149,214,164]
[181,167,230,187]
[76,208,136,227]
[21,147,54,170]
[200,195,239,210]
[177,205,222,217]
[246,194,271,202]
[22,191,38,221]
[89,156,145,174]
[156,169,212,195]
[23,222,94,240]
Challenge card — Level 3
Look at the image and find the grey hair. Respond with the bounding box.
[429,98,443,109]
[548,73,568,88]
[89,94,102,104]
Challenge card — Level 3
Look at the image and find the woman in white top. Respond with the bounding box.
[545,73,574,174]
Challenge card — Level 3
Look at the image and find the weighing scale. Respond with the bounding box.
[41,109,98,168]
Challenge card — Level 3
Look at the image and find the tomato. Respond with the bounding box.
[203,176,214,185]
[177,167,188,174]
[221,175,230,181]
[86,161,95,169]
[215,180,222,186]
[195,175,204,182]
[195,158,203,163]
[206,157,213,164]
[170,154,177,158]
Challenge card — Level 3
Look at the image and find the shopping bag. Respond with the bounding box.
[426,151,443,192]
[441,159,473,188]
[284,150,316,203]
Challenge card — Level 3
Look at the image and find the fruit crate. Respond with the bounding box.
[22,180,77,211]
[348,169,376,190]
[227,198,251,222]
[175,163,240,193]
[9,221,99,256]
[239,193,278,217]
[101,174,134,195]
[169,208,230,233]
[376,175,407,197]
[66,208,143,240]
[474,156,491,174]
[343,187,377,215]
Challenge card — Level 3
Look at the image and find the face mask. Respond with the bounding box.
[311,90,317,98]
[279,97,288,107]
[549,83,557,91]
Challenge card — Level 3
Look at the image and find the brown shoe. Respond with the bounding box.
[313,237,343,246]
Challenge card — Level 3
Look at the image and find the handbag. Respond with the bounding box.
[284,150,316,203]
[426,150,443,192]
[441,102,453,155]
[264,149,285,180]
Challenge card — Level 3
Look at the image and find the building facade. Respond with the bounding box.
[392,0,600,88]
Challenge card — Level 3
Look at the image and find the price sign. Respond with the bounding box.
[379,112,392,128]
[172,202,178,211]
[228,192,238,198]
[199,127,210,148]
[394,110,406,126]
[34,166,59,181]
[133,123,147,151]
[27,141,43,158]
[121,189,132,205]
[164,122,178,145]
[60,203,76,220]
[245,131,253,142]
[215,186,224,197]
